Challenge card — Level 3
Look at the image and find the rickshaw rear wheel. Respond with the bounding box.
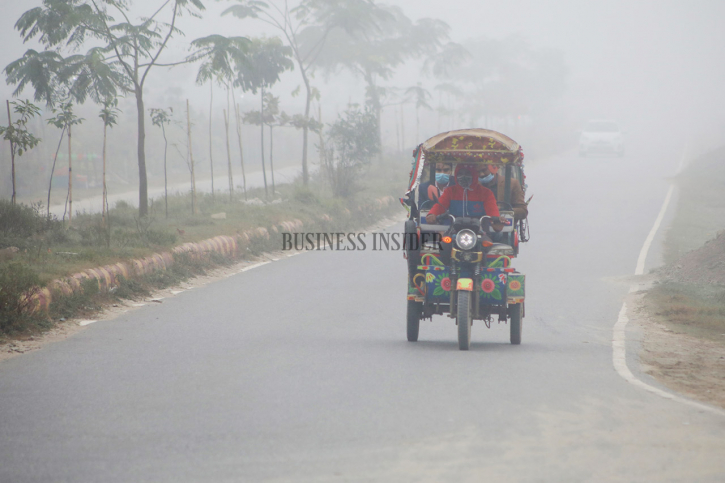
[509,303,522,345]
[457,291,472,350]
[407,300,422,342]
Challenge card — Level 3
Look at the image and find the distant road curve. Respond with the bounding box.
[48,165,310,218]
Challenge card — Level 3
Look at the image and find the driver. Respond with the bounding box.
[425,164,502,229]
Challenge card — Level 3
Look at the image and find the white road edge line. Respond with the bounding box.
[240,261,271,272]
[613,145,725,417]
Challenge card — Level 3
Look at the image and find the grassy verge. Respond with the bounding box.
[1,156,407,340]
[645,145,725,344]
[663,146,725,264]
[644,282,725,342]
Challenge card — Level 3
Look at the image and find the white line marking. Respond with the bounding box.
[634,185,675,276]
[130,303,146,307]
[170,290,184,295]
[78,320,97,326]
[612,144,725,417]
[240,261,271,272]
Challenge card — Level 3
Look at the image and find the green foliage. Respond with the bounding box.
[46,101,83,130]
[321,105,380,197]
[0,262,42,336]
[244,92,279,126]
[0,200,47,241]
[49,278,101,320]
[233,37,293,94]
[114,275,149,300]
[150,107,172,129]
[292,186,320,205]
[190,35,250,86]
[0,100,42,156]
[99,98,120,128]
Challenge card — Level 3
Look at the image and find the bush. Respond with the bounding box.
[0,262,42,335]
[321,105,380,198]
[49,278,102,320]
[0,200,63,250]
[114,275,149,299]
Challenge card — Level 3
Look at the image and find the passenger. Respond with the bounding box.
[425,164,502,230]
[478,165,528,220]
[419,163,452,208]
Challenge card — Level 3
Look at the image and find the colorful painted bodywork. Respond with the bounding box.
[406,263,526,308]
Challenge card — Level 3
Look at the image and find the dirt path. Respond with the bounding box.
[632,291,725,410]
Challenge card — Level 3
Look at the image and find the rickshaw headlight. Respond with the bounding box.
[456,229,476,251]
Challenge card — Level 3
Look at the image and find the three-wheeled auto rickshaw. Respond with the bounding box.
[401,129,529,350]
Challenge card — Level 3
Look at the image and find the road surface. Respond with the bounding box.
[2,134,724,482]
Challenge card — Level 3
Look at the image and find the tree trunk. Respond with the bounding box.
[47,128,65,218]
[233,100,247,200]
[301,71,311,186]
[269,125,275,195]
[208,81,215,200]
[102,122,107,227]
[223,109,233,202]
[6,101,16,205]
[162,123,168,218]
[260,86,268,199]
[136,88,149,217]
[187,99,197,215]
[224,87,233,202]
[68,123,73,225]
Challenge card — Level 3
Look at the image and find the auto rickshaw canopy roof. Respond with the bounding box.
[419,129,523,165]
[405,129,524,195]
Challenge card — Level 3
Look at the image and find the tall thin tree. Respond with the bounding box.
[0,100,41,205]
[150,108,173,218]
[99,99,120,226]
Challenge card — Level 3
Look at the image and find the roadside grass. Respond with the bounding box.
[663,145,725,264]
[645,282,725,342]
[647,145,725,346]
[1,159,403,283]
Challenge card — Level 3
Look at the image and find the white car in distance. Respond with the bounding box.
[579,120,625,157]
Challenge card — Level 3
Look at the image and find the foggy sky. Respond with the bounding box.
[1,0,724,151]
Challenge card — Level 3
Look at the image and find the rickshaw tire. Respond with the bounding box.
[407,301,421,342]
[510,303,522,345]
[457,291,472,351]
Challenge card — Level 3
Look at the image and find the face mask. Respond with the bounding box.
[457,174,472,188]
[435,173,450,185]
[479,173,494,184]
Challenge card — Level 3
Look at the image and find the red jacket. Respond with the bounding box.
[429,165,500,218]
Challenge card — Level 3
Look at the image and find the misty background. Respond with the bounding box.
[1,0,724,201]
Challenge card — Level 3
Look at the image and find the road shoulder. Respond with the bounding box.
[629,289,725,410]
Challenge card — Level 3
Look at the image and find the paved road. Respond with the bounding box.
[2,135,725,482]
[48,164,306,218]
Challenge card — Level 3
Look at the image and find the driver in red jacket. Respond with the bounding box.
[425,164,503,230]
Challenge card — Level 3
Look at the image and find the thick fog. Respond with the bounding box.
[1,0,724,199]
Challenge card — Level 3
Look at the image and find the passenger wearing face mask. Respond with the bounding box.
[425,164,502,230]
[478,164,528,221]
[419,163,452,208]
